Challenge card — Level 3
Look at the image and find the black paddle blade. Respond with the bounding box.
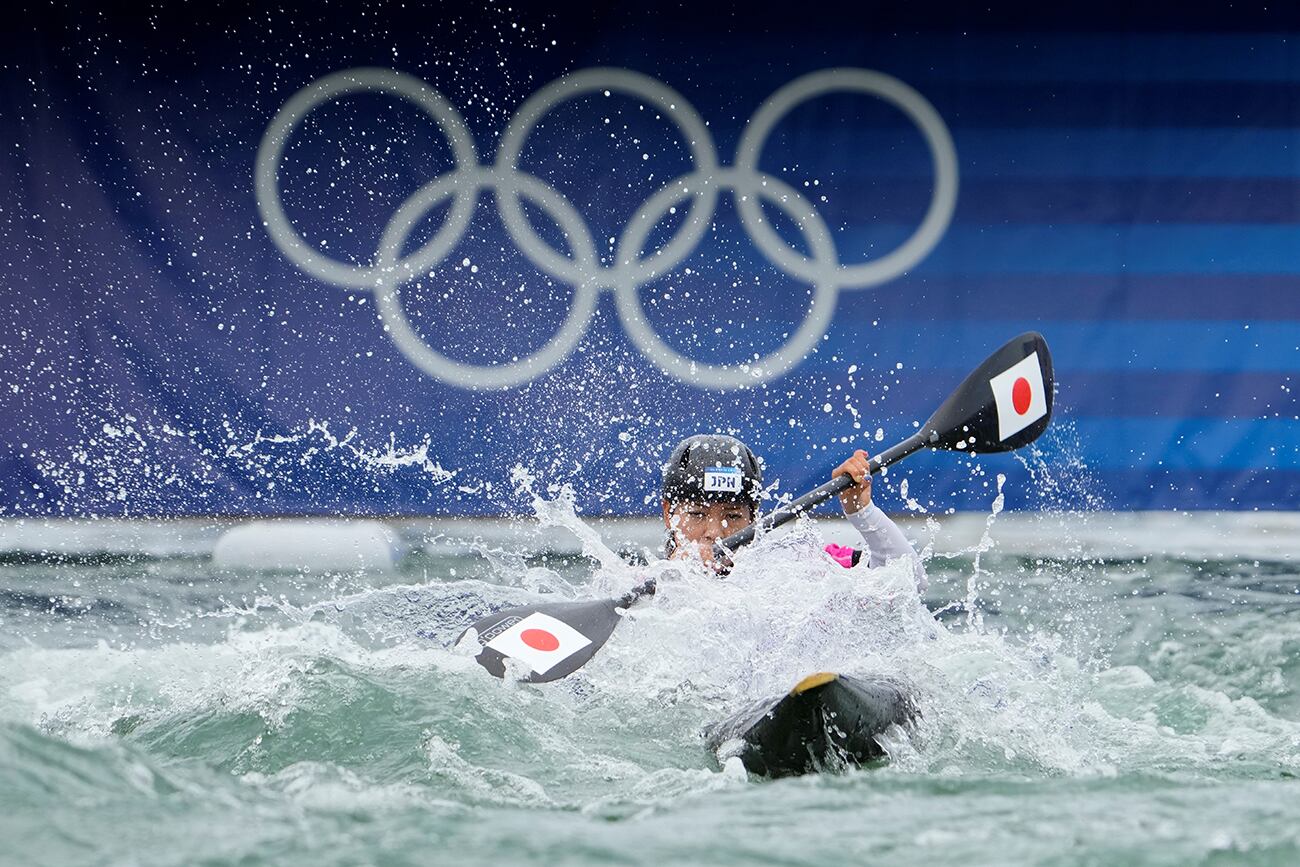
[458,597,623,683]
[922,331,1054,453]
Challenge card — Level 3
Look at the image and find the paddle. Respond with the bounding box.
[458,331,1053,683]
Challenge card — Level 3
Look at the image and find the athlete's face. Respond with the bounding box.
[663,499,754,570]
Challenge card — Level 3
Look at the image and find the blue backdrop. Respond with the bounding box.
[2,3,1297,516]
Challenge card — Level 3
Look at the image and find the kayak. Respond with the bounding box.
[704,672,918,778]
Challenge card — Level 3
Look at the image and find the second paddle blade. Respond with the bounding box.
[923,331,1054,453]
[459,597,623,683]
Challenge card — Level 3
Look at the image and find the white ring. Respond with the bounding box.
[613,169,838,389]
[494,68,721,288]
[255,68,480,290]
[372,168,601,389]
[733,68,958,289]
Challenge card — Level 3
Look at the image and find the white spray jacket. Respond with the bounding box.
[829,503,929,593]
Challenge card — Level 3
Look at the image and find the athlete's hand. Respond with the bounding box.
[832,449,873,515]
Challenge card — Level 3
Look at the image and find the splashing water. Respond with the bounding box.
[1,479,1299,864]
[510,465,638,583]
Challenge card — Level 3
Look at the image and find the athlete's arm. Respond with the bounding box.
[831,450,928,591]
[844,504,918,567]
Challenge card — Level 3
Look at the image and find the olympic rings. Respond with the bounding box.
[256,66,958,389]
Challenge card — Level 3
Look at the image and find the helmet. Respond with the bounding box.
[661,434,763,510]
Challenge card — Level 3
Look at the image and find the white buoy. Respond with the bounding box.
[212,519,403,572]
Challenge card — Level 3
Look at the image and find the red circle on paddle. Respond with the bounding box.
[1012,376,1033,415]
[520,628,560,652]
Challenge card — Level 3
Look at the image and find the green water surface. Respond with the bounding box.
[0,514,1297,866]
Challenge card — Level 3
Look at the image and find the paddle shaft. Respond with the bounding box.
[715,432,929,555]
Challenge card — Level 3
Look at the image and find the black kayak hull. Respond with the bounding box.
[704,672,918,778]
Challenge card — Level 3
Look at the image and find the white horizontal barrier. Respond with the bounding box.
[211,519,402,572]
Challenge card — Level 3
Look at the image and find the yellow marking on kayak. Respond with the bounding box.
[791,672,839,695]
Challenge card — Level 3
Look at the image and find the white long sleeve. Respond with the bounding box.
[844,503,928,592]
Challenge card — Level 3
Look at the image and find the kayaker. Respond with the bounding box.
[661,434,926,589]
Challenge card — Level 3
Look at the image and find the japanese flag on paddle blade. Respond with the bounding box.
[989,351,1049,442]
[484,611,593,676]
